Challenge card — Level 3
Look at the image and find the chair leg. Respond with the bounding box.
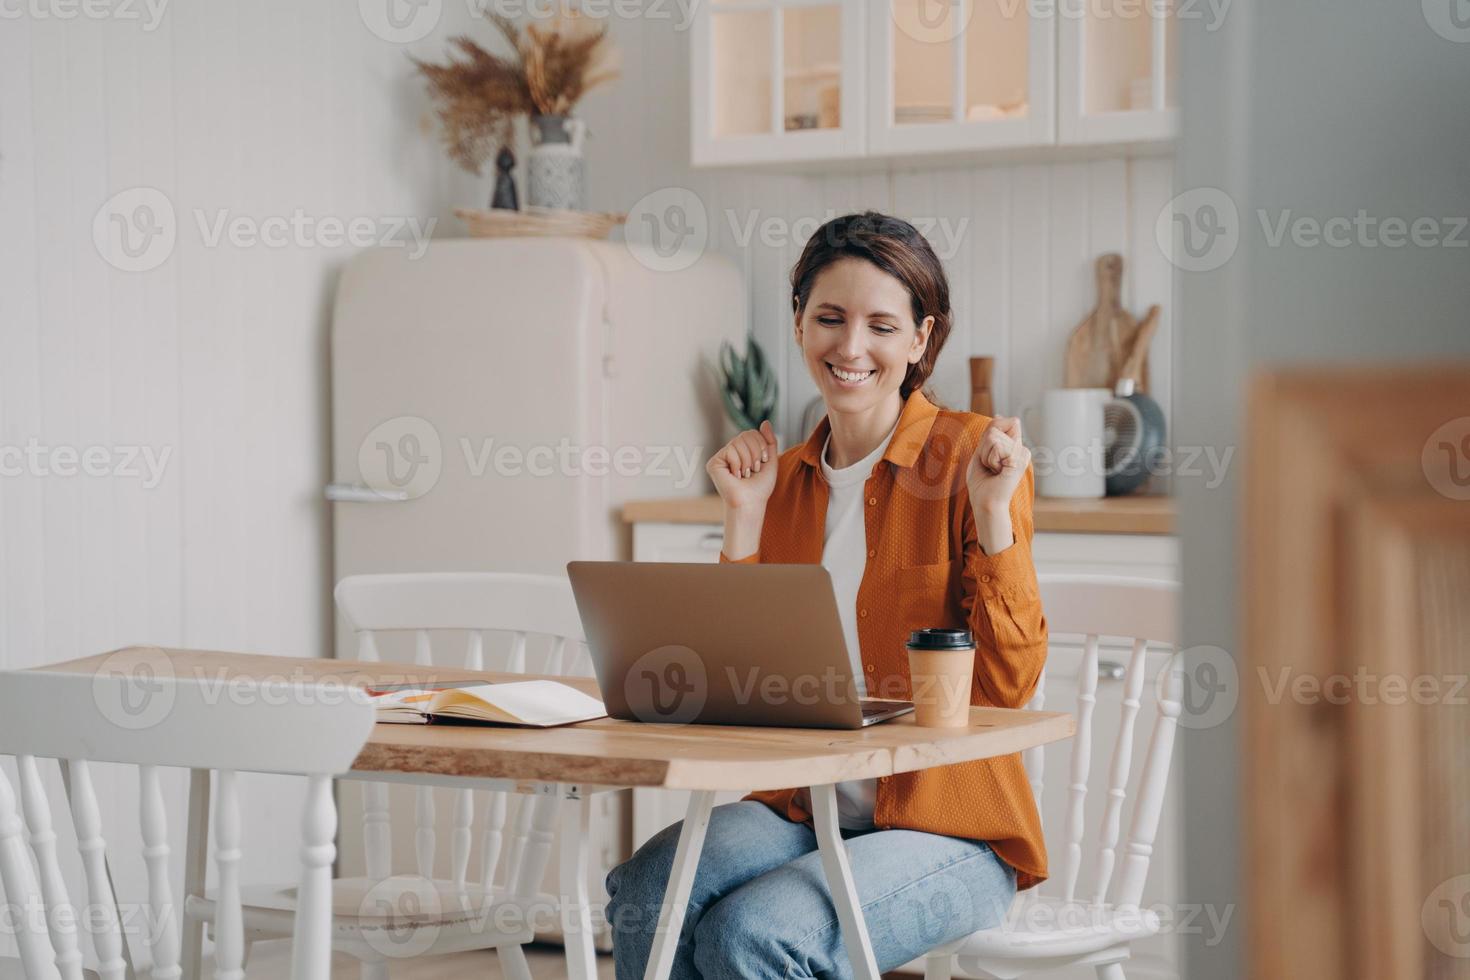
[181,769,211,980]
[361,960,390,980]
[924,951,954,980]
[1096,963,1126,980]
[496,944,534,980]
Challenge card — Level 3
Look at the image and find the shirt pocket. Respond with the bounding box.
[896,558,956,628]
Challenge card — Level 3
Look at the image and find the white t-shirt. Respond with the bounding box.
[796,414,901,831]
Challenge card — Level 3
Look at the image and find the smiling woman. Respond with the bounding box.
[606,212,1049,980]
[791,213,951,456]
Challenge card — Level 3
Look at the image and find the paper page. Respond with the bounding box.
[438,680,606,724]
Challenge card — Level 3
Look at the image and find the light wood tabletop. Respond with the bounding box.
[41,646,1074,792]
[621,493,1174,535]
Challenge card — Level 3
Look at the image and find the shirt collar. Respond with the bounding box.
[797,389,942,471]
[820,413,900,485]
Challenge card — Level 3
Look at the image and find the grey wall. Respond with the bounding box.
[1176,0,1470,975]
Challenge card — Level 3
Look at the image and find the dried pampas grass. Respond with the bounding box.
[413,7,619,176]
[523,10,620,116]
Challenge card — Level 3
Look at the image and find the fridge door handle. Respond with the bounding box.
[324,483,409,503]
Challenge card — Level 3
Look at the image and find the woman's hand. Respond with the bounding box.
[707,419,779,513]
[965,416,1030,552]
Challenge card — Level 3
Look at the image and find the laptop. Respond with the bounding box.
[565,561,915,729]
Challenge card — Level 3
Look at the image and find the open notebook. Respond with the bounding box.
[367,679,607,727]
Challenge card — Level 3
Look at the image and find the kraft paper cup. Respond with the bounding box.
[906,629,976,728]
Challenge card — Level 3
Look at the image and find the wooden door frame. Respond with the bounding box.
[1245,363,1470,978]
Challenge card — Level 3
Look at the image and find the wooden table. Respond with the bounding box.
[621,492,1175,535]
[47,648,1074,980]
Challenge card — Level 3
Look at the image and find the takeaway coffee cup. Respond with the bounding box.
[906,629,976,728]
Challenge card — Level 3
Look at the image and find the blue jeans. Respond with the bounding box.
[604,800,1015,980]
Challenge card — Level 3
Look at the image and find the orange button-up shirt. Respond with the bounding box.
[719,389,1050,889]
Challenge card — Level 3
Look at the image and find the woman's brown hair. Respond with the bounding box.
[789,210,953,406]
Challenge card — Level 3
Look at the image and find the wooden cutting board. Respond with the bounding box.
[1064,253,1161,392]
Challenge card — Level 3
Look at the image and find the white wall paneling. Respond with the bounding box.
[0,0,487,965]
[602,156,1177,447]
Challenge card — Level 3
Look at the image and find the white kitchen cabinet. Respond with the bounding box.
[630,520,1178,579]
[867,0,1056,156]
[1032,528,1178,579]
[692,0,867,167]
[691,0,1174,167]
[1058,0,1179,144]
[629,520,728,563]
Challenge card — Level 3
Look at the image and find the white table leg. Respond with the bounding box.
[559,789,599,980]
[808,783,880,980]
[642,789,716,980]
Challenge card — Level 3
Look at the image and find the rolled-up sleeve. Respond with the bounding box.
[960,463,1047,708]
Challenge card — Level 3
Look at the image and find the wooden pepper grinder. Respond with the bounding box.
[969,356,995,416]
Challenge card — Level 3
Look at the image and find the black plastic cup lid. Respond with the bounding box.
[906,628,974,650]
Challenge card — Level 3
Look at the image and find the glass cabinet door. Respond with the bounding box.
[867,0,1056,156]
[693,0,864,166]
[1058,0,1178,143]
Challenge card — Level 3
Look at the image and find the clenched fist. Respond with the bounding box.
[707,419,779,512]
[965,415,1030,516]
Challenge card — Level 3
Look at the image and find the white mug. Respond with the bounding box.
[1021,388,1110,498]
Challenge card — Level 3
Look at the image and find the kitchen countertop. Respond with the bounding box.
[622,494,1174,535]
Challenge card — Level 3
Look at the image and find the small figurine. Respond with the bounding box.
[491,146,519,210]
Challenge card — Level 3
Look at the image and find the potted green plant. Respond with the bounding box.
[717,335,779,445]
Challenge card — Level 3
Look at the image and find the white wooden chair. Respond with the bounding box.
[923,575,1182,980]
[0,668,375,980]
[213,572,599,980]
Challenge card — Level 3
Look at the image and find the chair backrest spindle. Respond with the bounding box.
[507,632,527,674]
[333,572,589,897]
[353,631,392,883]
[1113,662,1183,909]
[450,784,475,890]
[291,774,339,980]
[68,759,128,980]
[411,628,438,879]
[213,770,245,980]
[0,765,64,980]
[0,665,373,980]
[1031,575,1179,912]
[1092,636,1150,905]
[1059,633,1101,903]
[357,632,380,662]
[478,792,509,891]
[1022,669,1048,812]
[546,635,570,676]
[139,763,182,980]
[16,756,85,980]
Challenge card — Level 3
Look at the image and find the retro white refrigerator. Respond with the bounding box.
[326,236,745,948]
